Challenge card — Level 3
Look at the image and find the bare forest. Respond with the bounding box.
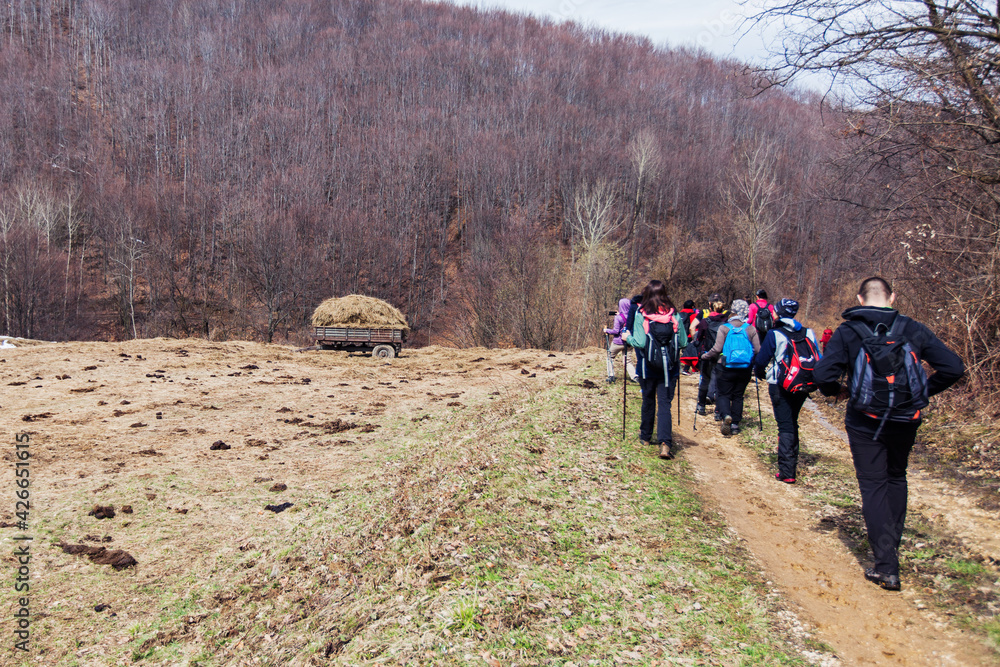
[3,0,992,401]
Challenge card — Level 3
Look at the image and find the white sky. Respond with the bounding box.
[447,0,771,64]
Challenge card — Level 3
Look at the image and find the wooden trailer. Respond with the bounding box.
[313,327,406,358]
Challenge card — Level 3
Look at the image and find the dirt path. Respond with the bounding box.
[675,389,995,666]
[803,401,1000,564]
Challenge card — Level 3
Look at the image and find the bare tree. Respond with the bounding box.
[627,129,663,267]
[726,138,785,290]
[109,217,147,339]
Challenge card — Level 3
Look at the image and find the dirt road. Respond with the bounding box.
[675,385,996,665]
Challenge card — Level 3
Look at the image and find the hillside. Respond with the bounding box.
[0,0,855,347]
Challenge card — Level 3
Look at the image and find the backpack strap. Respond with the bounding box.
[845,320,875,339]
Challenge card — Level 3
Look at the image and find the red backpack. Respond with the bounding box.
[777,329,820,393]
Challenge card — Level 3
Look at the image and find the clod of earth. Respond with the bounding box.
[264,502,294,513]
[121,505,133,514]
[580,379,598,389]
[269,483,288,492]
[21,413,53,421]
[83,365,97,370]
[254,477,273,483]
[210,440,231,450]
[135,449,161,456]
[88,505,115,520]
[58,543,137,570]
[145,493,156,500]
[83,534,113,543]
[94,604,110,612]
[130,422,147,428]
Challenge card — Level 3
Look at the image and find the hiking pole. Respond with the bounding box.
[621,349,627,440]
[754,375,763,433]
[676,367,681,428]
[605,333,615,384]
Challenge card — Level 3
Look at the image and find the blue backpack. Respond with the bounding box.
[722,323,753,368]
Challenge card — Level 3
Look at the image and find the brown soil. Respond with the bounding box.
[676,385,997,665]
[0,338,588,660]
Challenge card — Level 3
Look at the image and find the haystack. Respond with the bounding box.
[311,295,409,331]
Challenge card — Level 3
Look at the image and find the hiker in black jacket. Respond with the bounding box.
[813,277,964,591]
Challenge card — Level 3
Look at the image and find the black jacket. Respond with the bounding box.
[813,306,965,402]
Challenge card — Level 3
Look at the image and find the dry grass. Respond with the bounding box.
[0,340,826,666]
[310,295,409,331]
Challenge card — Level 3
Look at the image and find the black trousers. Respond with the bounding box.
[845,410,919,577]
[716,366,752,425]
[638,366,676,444]
[697,358,719,406]
[769,384,808,479]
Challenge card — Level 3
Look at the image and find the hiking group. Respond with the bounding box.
[607,277,964,592]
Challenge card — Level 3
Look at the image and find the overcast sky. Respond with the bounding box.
[447,0,771,64]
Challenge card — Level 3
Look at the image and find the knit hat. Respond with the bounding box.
[776,298,799,319]
[730,299,749,321]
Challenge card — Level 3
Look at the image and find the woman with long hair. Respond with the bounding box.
[624,280,688,459]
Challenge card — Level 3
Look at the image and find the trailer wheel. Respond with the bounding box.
[372,345,396,359]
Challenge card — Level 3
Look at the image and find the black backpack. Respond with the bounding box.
[846,316,929,439]
[642,314,679,377]
[754,304,774,340]
[698,318,725,355]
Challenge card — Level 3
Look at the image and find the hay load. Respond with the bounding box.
[311,295,409,332]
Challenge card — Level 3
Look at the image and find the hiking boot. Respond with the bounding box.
[730,425,740,436]
[714,411,722,422]
[640,440,651,448]
[775,473,796,484]
[695,404,706,416]
[721,416,732,436]
[659,442,673,460]
[864,568,901,591]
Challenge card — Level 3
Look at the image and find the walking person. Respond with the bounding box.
[701,299,761,436]
[820,327,833,353]
[694,294,728,420]
[678,300,700,375]
[748,289,776,342]
[604,297,638,382]
[814,277,964,591]
[624,280,688,460]
[753,298,821,484]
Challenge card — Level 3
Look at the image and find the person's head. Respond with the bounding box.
[755,289,768,301]
[730,299,750,322]
[618,297,631,314]
[776,298,799,319]
[709,293,725,313]
[640,280,674,315]
[683,299,695,310]
[857,277,895,308]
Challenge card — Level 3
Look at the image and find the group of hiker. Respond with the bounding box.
[604,277,965,593]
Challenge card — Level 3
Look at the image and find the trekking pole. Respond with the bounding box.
[754,375,763,432]
[605,333,615,384]
[676,367,681,428]
[621,350,627,440]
